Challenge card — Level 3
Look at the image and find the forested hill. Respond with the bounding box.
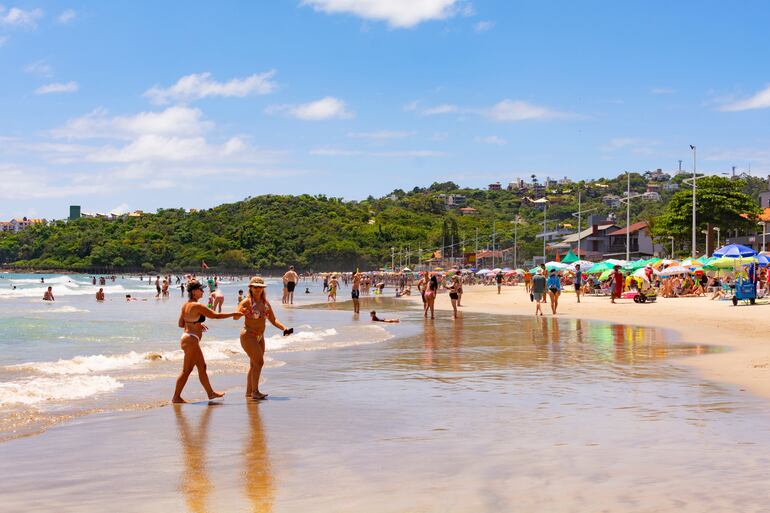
[0,173,765,272]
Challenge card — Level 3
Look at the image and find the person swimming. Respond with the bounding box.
[370,310,400,323]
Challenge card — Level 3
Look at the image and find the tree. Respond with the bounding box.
[654,177,760,252]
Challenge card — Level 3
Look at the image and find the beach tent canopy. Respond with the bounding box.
[712,244,757,258]
[561,250,579,263]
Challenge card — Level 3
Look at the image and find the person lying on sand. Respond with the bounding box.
[370,310,400,323]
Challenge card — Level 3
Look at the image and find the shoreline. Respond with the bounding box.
[401,285,770,401]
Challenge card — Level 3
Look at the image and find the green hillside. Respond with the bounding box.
[0,173,765,272]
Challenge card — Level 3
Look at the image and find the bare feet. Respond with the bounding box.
[250,392,268,401]
[172,396,187,404]
[208,391,225,400]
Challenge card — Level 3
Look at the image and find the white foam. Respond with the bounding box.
[0,375,123,405]
[0,284,148,299]
[29,306,90,314]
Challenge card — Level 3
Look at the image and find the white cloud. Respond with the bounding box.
[311,147,445,157]
[402,100,420,112]
[110,203,130,215]
[486,99,573,121]
[474,135,506,145]
[302,0,463,28]
[23,59,54,78]
[421,103,458,115]
[719,85,770,112]
[473,20,493,32]
[347,130,415,140]
[144,71,277,105]
[35,81,78,94]
[600,138,659,155]
[0,6,43,28]
[57,9,76,24]
[267,96,354,120]
[51,106,213,140]
[0,164,103,200]
[651,87,674,95]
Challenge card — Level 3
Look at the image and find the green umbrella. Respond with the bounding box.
[623,259,647,271]
[599,269,613,281]
[587,261,615,274]
[703,256,756,270]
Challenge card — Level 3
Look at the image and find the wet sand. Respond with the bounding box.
[404,285,770,401]
[2,309,770,512]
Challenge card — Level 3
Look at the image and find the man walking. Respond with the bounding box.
[283,265,299,305]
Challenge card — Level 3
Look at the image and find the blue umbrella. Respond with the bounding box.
[712,244,757,258]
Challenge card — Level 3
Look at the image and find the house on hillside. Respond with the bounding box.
[437,193,466,209]
[550,216,620,261]
[488,182,502,191]
[604,222,662,259]
[0,217,46,232]
[602,194,621,207]
[458,207,479,216]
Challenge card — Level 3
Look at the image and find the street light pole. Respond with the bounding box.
[577,189,582,259]
[514,220,518,269]
[690,144,697,258]
[391,247,395,271]
[668,236,675,258]
[626,171,631,261]
[543,200,547,261]
[715,227,720,249]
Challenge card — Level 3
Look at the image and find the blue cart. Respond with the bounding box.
[732,277,757,305]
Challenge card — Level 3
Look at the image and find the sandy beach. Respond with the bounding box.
[405,285,770,401]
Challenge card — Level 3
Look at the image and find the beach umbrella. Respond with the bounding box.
[561,249,580,264]
[587,261,614,274]
[545,261,568,271]
[658,265,692,276]
[491,268,502,273]
[679,258,703,268]
[623,259,647,271]
[599,269,613,281]
[605,258,626,266]
[515,268,526,274]
[632,267,654,281]
[704,256,754,270]
[712,244,757,258]
[476,268,491,275]
[433,267,445,271]
[502,267,512,271]
[568,260,594,272]
[402,267,412,272]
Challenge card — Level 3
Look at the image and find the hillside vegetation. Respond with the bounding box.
[0,173,764,272]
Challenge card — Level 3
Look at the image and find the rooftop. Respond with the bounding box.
[607,221,648,236]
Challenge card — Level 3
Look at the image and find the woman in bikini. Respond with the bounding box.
[423,274,438,319]
[238,276,293,401]
[173,279,241,404]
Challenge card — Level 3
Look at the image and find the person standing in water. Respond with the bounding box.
[496,270,503,294]
[573,264,583,303]
[96,288,105,301]
[424,274,438,319]
[43,286,55,301]
[447,273,461,319]
[238,277,292,401]
[327,275,338,302]
[547,269,561,315]
[531,269,546,316]
[283,266,299,305]
[173,280,241,404]
[351,270,361,314]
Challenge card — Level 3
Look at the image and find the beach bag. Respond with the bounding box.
[529,292,534,302]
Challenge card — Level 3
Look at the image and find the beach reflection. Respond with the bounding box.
[174,405,214,513]
[243,404,274,513]
[388,315,718,375]
[174,404,275,513]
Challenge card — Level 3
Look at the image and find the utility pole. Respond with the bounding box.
[626,171,631,262]
[492,220,496,269]
[543,200,547,261]
[513,220,518,269]
[391,247,395,271]
[577,189,582,259]
[691,145,697,258]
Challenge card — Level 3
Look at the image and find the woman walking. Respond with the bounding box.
[238,277,293,400]
[423,274,438,319]
[173,280,241,404]
[447,273,461,319]
[547,269,562,315]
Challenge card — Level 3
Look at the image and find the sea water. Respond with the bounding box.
[0,273,415,439]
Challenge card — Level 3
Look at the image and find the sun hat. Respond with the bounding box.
[248,276,267,288]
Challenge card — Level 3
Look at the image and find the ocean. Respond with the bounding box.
[0,273,416,440]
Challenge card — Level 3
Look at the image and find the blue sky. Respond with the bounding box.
[2,0,770,219]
